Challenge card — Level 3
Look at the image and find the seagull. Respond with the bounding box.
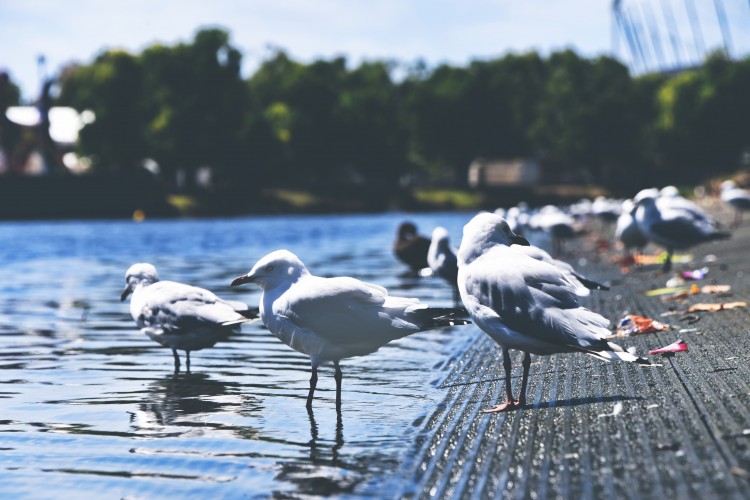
[231,250,470,408]
[121,263,257,371]
[633,189,729,271]
[528,205,577,255]
[457,213,648,412]
[591,196,622,224]
[427,227,459,300]
[720,180,750,227]
[615,199,649,257]
[393,221,431,272]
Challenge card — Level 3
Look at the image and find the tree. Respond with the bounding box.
[141,28,246,189]
[57,51,147,172]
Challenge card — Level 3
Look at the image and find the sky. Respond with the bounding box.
[1,1,748,102]
[0,0,617,101]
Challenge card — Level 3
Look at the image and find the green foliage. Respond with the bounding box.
[57,50,147,171]
[51,30,750,198]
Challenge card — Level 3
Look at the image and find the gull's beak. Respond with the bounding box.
[231,274,255,287]
[511,234,531,246]
[120,285,133,302]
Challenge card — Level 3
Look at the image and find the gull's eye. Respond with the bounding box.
[265,264,274,272]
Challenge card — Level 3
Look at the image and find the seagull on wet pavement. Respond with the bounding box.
[231,249,470,408]
[121,263,257,371]
[457,213,649,413]
[616,198,649,257]
[720,180,750,227]
[633,189,729,271]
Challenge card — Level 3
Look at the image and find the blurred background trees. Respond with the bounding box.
[38,27,750,204]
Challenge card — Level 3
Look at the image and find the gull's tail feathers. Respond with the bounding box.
[411,307,471,328]
[237,306,260,319]
[572,273,610,292]
[572,341,652,365]
[709,231,731,241]
[220,317,254,327]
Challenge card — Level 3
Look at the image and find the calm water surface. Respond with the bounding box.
[0,212,477,498]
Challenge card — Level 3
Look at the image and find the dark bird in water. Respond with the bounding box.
[394,221,431,272]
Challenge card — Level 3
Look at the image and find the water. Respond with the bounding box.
[0,212,476,498]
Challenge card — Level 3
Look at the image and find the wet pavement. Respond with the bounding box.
[389,214,750,499]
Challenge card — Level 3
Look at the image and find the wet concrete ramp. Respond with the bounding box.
[390,217,750,499]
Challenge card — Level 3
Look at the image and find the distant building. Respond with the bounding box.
[468,158,540,189]
[2,106,94,175]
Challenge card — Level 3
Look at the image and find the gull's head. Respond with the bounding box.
[397,221,418,240]
[660,185,680,198]
[458,213,529,265]
[633,188,659,205]
[431,226,451,249]
[121,263,159,301]
[231,249,308,290]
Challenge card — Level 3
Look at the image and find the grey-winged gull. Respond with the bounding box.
[615,198,649,257]
[427,226,460,304]
[720,180,750,227]
[121,263,257,371]
[231,249,470,408]
[457,213,648,412]
[634,189,729,271]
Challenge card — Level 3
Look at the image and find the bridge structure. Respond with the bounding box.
[612,0,750,74]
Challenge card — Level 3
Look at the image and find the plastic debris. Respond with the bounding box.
[681,267,709,280]
[634,252,693,265]
[686,302,747,312]
[658,284,731,301]
[613,314,671,337]
[645,286,688,297]
[731,467,750,480]
[700,284,731,294]
[678,313,700,324]
[649,339,688,356]
[597,402,623,418]
[665,276,685,287]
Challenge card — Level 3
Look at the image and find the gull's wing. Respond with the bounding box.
[140,281,247,332]
[462,247,610,350]
[513,244,593,296]
[276,275,423,346]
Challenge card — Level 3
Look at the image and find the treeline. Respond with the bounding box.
[48,28,750,195]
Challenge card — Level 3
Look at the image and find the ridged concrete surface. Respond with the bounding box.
[390,211,750,499]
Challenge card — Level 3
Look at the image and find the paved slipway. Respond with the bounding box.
[384,211,750,499]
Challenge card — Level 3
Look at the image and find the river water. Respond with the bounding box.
[0,212,478,498]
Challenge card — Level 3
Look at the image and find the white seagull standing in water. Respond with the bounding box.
[457,213,648,413]
[121,263,257,371]
[231,249,470,408]
[427,226,461,304]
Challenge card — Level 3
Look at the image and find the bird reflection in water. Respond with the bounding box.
[129,372,261,438]
[307,406,344,464]
[274,406,363,496]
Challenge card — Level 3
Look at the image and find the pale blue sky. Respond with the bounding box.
[1,0,615,100]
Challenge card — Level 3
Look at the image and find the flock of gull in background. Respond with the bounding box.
[121,180,750,412]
